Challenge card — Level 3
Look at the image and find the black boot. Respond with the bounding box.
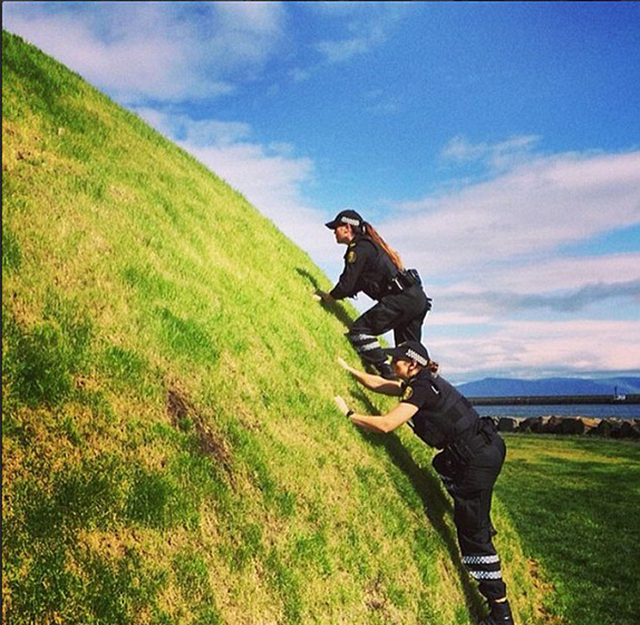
[478,599,514,625]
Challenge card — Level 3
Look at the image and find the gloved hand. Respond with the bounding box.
[313,289,334,303]
[333,395,350,417]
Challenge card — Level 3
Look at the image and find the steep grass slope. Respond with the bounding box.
[3,32,544,625]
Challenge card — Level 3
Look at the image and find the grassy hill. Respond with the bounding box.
[4,30,629,625]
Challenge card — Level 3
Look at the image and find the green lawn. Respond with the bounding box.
[496,435,640,625]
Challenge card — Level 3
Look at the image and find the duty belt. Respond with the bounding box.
[446,418,497,466]
[386,268,422,294]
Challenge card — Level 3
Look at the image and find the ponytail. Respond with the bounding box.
[363,222,404,271]
[426,359,439,375]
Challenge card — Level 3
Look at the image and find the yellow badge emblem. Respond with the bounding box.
[402,386,414,401]
[346,250,357,264]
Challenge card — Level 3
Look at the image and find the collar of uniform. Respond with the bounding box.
[352,233,372,246]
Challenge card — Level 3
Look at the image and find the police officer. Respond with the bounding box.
[318,209,431,379]
[334,342,515,625]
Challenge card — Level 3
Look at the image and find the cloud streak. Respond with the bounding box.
[452,252,640,293]
[387,149,640,279]
[311,2,406,64]
[439,278,640,315]
[2,2,285,103]
[429,319,640,381]
[441,134,541,171]
[315,30,383,64]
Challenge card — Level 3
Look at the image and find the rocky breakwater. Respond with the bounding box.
[496,416,640,439]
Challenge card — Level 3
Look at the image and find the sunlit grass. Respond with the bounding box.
[496,435,640,625]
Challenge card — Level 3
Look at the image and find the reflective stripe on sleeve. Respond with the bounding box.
[355,342,381,353]
[349,334,377,343]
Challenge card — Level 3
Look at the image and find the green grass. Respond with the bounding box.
[2,29,636,625]
[496,435,640,625]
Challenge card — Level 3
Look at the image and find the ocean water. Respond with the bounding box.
[474,404,640,420]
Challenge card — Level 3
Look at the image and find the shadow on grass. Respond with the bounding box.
[295,267,354,330]
[351,389,486,621]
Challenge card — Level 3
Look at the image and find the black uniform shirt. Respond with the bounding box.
[400,369,479,449]
[330,235,397,301]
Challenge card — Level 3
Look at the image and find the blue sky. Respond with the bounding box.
[4,1,640,382]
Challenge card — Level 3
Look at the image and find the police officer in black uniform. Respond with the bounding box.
[334,341,515,625]
[318,209,431,379]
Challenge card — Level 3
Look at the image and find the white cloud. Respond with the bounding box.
[363,89,401,116]
[289,67,312,82]
[387,150,640,280]
[441,134,541,170]
[306,2,368,17]
[2,2,285,103]
[134,109,251,147]
[460,253,640,294]
[214,1,284,34]
[315,35,378,64]
[383,145,640,378]
[437,279,640,316]
[424,253,640,320]
[311,3,405,64]
[430,319,640,381]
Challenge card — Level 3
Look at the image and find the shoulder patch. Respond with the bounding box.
[346,250,357,264]
[402,385,414,401]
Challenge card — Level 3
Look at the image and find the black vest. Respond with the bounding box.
[410,371,480,449]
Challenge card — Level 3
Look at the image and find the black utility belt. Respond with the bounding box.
[446,420,496,465]
[386,269,422,294]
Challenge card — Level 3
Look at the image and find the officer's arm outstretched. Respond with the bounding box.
[334,394,417,434]
[334,356,418,434]
[337,357,402,395]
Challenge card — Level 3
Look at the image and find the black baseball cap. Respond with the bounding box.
[383,341,430,366]
[325,209,364,230]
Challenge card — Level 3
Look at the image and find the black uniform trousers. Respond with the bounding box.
[347,285,430,371]
[432,420,508,602]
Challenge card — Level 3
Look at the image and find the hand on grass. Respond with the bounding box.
[337,357,356,374]
[333,395,350,417]
[314,289,333,303]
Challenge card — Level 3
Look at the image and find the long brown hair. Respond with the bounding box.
[426,359,440,374]
[362,222,404,271]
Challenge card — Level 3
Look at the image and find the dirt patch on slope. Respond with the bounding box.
[166,385,234,484]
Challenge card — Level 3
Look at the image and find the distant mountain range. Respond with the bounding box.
[456,377,640,397]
